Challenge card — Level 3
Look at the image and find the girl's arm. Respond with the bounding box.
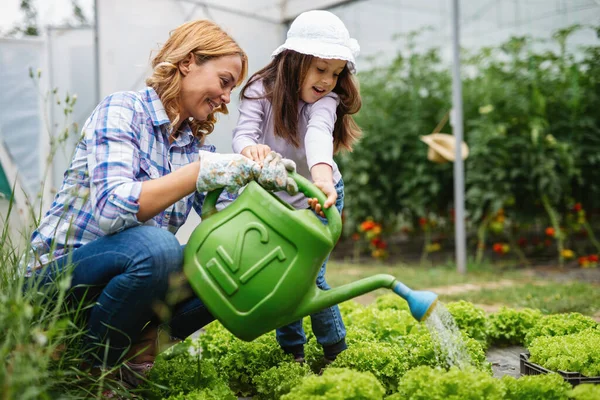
[310,163,336,215]
[305,93,339,212]
[232,81,270,162]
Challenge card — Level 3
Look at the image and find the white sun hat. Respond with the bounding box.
[271,10,360,74]
[420,133,469,164]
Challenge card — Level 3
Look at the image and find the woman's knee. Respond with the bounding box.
[127,226,183,277]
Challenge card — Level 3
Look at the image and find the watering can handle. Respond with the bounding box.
[201,171,343,243]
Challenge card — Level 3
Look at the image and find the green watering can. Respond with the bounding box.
[184,172,438,342]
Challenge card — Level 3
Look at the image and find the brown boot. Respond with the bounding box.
[118,324,158,388]
[126,324,159,364]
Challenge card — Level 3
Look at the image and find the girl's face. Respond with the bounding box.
[300,57,347,104]
[179,54,242,122]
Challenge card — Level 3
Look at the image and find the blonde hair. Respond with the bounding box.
[146,20,248,141]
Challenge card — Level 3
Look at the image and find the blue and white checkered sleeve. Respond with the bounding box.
[86,93,143,234]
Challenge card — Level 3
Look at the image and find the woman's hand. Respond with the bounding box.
[241,144,272,164]
[196,151,260,193]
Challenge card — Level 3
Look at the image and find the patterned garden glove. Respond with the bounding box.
[257,151,298,195]
[196,150,260,193]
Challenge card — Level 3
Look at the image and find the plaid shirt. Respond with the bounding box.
[28,87,218,272]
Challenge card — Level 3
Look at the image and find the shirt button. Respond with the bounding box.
[109,195,115,200]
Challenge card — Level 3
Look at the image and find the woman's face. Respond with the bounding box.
[300,57,346,104]
[179,54,243,121]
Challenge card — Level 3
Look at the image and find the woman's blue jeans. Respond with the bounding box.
[29,225,214,366]
[276,179,347,359]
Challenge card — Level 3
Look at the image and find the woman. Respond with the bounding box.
[26,19,296,386]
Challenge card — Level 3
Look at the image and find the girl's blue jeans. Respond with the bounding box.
[28,225,214,366]
[276,178,347,359]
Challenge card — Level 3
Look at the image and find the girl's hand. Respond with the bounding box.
[241,144,271,164]
[257,151,298,194]
[308,179,337,217]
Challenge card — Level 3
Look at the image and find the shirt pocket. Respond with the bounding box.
[139,157,161,180]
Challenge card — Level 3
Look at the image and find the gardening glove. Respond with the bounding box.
[196,150,260,194]
[257,151,298,195]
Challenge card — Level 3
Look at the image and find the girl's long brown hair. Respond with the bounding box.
[241,50,361,153]
[146,19,248,141]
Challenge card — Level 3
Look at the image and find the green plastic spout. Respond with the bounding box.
[292,274,396,321]
[291,274,438,323]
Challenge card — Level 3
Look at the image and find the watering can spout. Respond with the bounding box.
[291,274,439,323]
[392,281,438,321]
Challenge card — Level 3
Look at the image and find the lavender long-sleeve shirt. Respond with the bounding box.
[232,79,342,209]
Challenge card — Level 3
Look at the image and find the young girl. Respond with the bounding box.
[232,10,362,364]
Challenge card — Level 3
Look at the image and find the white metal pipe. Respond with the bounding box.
[451,0,467,274]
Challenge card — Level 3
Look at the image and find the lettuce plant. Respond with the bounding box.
[446,300,490,347]
[253,361,313,400]
[370,293,411,312]
[500,373,570,400]
[344,307,419,341]
[281,367,386,400]
[338,299,364,316]
[195,322,292,396]
[144,338,234,399]
[529,328,600,376]
[163,386,236,400]
[330,341,410,394]
[399,328,491,374]
[396,366,503,399]
[569,383,600,400]
[487,307,542,346]
[524,313,598,347]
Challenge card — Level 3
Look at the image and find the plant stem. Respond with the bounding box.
[505,230,530,266]
[541,195,564,268]
[582,220,600,254]
[475,213,492,264]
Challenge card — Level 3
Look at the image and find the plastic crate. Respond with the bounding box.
[520,353,600,386]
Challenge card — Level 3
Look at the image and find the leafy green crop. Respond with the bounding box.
[446,301,490,347]
[344,307,420,341]
[529,328,600,376]
[569,383,600,400]
[253,361,313,400]
[398,328,491,374]
[396,366,503,399]
[487,307,543,346]
[500,373,570,400]
[163,386,237,400]
[144,338,234,399]
[370,293,411,312]
[524,312,598,346]
[338,299,364,316]
[330,341,410,394]
[281,367,386,400]
[196,322,293,396]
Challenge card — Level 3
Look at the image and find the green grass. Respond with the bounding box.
[442,282,600,316]
[327,261,600,317]
[327,260,527,290]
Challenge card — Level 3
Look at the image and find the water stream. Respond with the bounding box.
[424,302,473,369]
